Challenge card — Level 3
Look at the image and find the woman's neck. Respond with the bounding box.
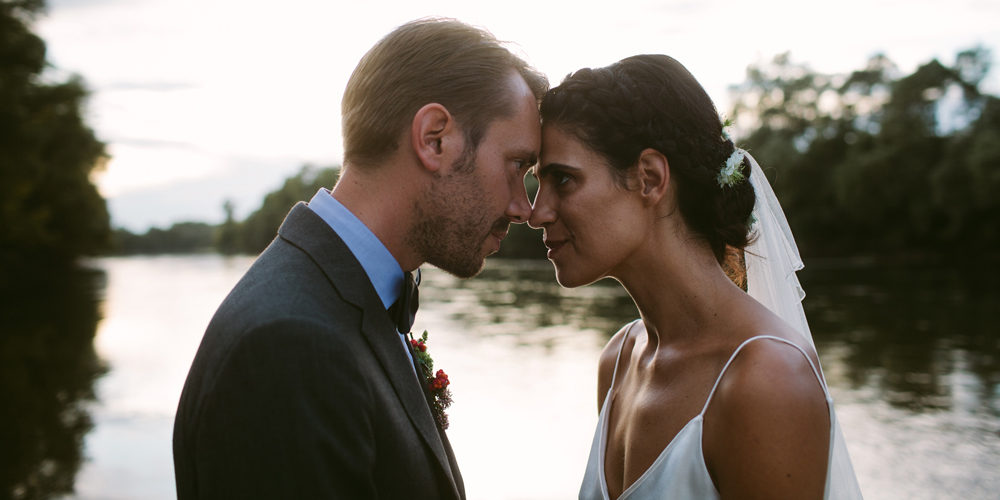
[612,226,742,351]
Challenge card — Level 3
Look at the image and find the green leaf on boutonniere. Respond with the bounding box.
[409,330,453,429]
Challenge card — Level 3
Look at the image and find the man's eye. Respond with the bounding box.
[552,172,570,185]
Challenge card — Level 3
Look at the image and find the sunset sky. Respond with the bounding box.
[36,0,1000,230]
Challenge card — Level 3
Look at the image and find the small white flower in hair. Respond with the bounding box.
[718,149,747,187]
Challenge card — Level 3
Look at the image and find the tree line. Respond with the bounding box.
[2,0,996,264]
[113,46,1000,260]
[111,165,550,258]
[113,166,345,256]
[731,48,999,257]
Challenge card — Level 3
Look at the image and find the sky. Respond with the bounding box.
[35,0,1000,231]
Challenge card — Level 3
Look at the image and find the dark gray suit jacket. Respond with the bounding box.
[173,203,465,499]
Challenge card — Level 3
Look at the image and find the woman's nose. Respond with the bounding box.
[528,191,556,229]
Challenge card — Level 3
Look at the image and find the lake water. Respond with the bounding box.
[6,255,997,499]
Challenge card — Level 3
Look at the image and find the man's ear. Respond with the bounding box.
[411,103,460,173]
[636,148,670,206]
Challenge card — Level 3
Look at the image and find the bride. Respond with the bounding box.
[528,55,863,499]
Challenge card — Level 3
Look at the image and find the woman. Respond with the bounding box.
[528,55,862,500]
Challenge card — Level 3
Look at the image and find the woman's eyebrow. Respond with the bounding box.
[535,162,580,179]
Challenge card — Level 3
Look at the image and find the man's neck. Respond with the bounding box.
[331,165,422,272]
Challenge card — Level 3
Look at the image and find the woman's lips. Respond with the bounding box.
[544,239,567,259]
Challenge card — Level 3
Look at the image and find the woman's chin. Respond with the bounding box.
[553,265,591,288]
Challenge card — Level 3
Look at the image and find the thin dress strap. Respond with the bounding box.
[609,319,641,394]
[699,335,829,416]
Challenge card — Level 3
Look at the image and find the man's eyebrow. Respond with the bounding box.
[513,149,538,168]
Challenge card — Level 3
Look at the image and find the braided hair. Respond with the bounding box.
[540,54,756,270]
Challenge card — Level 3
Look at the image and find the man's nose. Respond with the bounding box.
[506,183,532,223]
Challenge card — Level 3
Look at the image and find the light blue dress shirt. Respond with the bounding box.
[307,188,404,309]
[307,188,417,374]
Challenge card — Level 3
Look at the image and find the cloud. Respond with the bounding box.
[48,0,125,11]
[107,138,200,149]
[100,82,199,92]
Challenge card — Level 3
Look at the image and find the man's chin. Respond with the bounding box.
[442,262,486,279]
[424,236,495,278]
[430,253,487,279]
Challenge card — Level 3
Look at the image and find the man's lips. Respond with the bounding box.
[489,229,508,250]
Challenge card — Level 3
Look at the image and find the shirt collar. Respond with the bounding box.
[306,188,404,309]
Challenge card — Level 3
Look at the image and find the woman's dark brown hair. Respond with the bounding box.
[540,54,755,286]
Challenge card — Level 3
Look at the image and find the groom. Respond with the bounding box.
[172,18,547,499]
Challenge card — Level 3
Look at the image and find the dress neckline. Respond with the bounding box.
[596,324,830,500]
[597,320,708,500]
[598,387,706,500]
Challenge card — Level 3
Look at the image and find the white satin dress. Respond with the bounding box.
[579,324,842,500]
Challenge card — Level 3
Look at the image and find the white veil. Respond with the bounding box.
[742,152,865,499]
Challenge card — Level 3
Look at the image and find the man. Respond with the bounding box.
[172,18,547,499]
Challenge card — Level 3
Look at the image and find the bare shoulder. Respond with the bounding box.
[703,334,831,500]
[720,295,827,412]
[719,335,827,409]
[596,320,641,413]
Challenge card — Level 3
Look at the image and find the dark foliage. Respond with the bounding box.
[0,263,106,500]
[0,0,111,273]
[112,222,216,255]
[233,166,342,254]
[107,167,341,256]
[730,48,999,257]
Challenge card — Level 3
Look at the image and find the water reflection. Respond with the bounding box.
[802,263,1000,416]
[424,259,1000,499]
[38,256,999,500]
[0,264,107,500]
[426,259,1000,417]
[421,260,638,349]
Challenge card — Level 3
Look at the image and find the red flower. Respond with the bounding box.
[411,330,453,429]
[429,369,450,391]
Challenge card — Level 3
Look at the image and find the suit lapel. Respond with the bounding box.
[405,340,466,499]
[277,203,461,500]
[439,418,466,499]
[359,310,462,500]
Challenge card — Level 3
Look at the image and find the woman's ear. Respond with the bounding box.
[411,103,460,173]
[636,148,669,206]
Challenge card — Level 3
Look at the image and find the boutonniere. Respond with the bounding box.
[410,330,453,429]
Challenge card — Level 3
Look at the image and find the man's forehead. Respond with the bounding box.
[486,112,540,151]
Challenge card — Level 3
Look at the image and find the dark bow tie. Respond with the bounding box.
[388,269,420,334]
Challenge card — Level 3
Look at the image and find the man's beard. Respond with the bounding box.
[407,149,510,278]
